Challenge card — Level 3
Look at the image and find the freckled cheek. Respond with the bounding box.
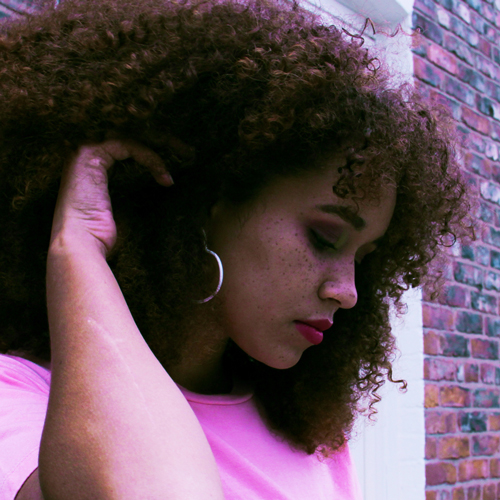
[265,244,318,293]
[221,229,317,301]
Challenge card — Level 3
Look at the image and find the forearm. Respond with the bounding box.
[40,232,224,500]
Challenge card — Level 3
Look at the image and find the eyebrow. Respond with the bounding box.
[315,204,366,230]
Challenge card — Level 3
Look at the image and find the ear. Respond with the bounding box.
[204,200,225,245]
[209,200,224,219]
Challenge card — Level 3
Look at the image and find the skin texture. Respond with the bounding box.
[15,470,41,500]
[37,141,225,500]
[171,164,396,393]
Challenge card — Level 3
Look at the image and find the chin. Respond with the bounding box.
[254,351,303,370]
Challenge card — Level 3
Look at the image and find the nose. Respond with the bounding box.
[317,266,358,309]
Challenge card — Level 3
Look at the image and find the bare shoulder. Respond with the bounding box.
[15,468,44,500]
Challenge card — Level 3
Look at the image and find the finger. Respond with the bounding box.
[103,139,174,187]
[165,135,195,161]
[134,129,195,162]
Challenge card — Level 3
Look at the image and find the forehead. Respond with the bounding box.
[264,159,393,204]
[254,164,396,230]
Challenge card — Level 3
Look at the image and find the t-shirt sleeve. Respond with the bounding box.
[0,354,50,500]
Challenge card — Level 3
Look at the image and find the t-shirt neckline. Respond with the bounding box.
[178,376,253,405]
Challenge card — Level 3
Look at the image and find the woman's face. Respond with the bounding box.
[207,162,396,369]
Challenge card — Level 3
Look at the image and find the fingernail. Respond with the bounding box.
[160,172,174,186]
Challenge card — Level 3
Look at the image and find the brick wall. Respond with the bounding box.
[0,0,36,18]
[413,0,500,498]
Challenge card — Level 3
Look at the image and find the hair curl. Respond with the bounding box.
[0,0,472,455]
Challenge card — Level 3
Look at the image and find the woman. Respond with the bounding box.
[0,0,471,498]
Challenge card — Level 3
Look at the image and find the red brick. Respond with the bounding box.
[462,106,492,135]
[486,271,500,293]
[478,37,492,58]
[414,10,444,44]
[473,389,500,408]
[483,484,496,500]
[444,285,469,308]
[427,43,458,74]
[482,364,497,384]
[458,459,489,481]
[441,386,470,407]
[493,121,500,142]
[471,339,499,360]
[414,55,443,88]
[488,413,500,431]
[426,384,440,408]
[425,358,457,381]
[457,62,485,92]
[424,304,455,330]
[429,88,461,121]
[471,291,497,314]
[459,411,487,432]
[478,96,500,122]
[446,75,474,107]
[444,31,473,61]
[437,436,470,459]
[415,0,437,18]
[493,164,500,185]
[453,1,471,22]
[426,411,457,434]
[425,331,441,355]
[472,435,500,456]
[490,458,500,478]
[483,226,500,249]
[462,172,479,198]
[441,333,470,357]
[454,262,484,289]
[481,3,495,23]
[452,488,465,500]
[464,363,479,383]
[427,437,437,459]
[465,151,492,179]
[427,462,457,485]
[426,491,438,500]
[476,200,495,224]
[480,159,494,180]
[476,54,498,80]
[467,485,480,500]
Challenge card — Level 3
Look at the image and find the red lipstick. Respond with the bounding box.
[294,319,333,345]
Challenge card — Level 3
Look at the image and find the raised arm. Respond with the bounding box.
[37,140,225,500]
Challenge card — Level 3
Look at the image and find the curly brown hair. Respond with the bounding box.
[0,0,471,455]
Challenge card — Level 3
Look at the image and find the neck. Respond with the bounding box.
[163,300,233,395]
[169,345,233,395]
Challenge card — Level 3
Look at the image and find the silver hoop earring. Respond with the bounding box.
[196,231,224,304]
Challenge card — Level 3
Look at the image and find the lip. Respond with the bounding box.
[294,319,333,346]
[296,318,333,332]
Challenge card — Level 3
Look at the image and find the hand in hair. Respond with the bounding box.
[42,136,224,499]
[50,139,173,257]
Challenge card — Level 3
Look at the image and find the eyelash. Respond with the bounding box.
[309,229,340,253]
[309,229,365,265]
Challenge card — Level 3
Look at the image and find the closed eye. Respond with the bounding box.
[309,229,341,252]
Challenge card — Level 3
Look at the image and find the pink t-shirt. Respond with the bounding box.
[0,353,362,500]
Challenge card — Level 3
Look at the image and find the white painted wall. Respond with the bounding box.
[299,1,425,499]
[350,288,425,500]
[336,0,412,24]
